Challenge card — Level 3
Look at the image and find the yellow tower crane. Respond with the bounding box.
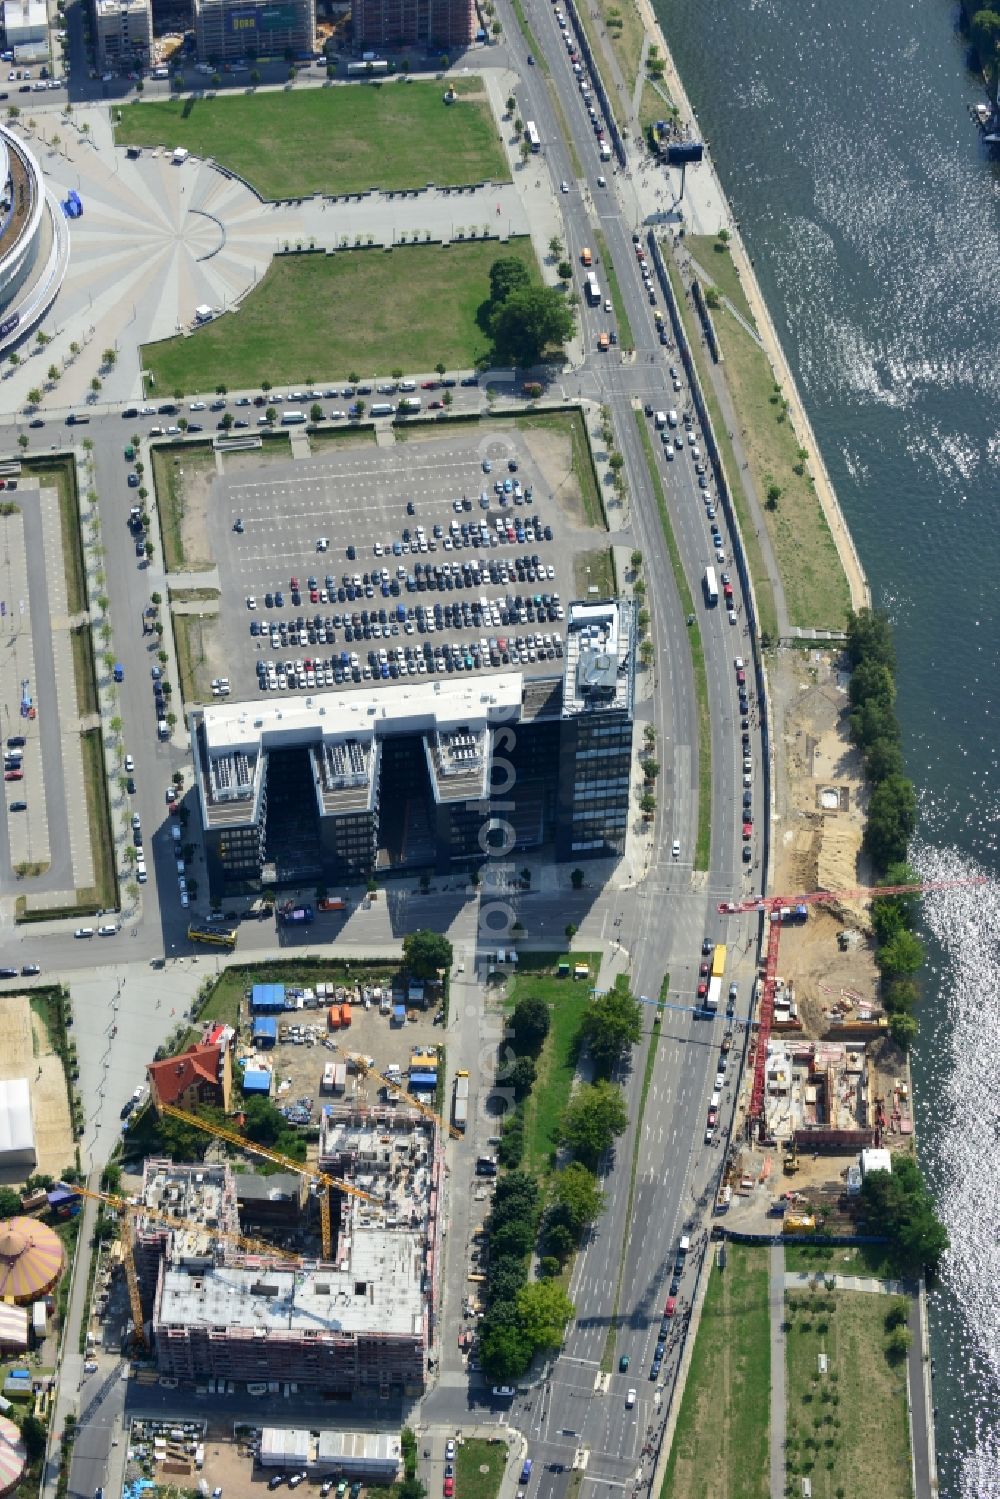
[348,1054,462,1139]
[63,1180,307,1350]
[157,1101,381,1258]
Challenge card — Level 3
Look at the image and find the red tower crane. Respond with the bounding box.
[718,876,988,1141]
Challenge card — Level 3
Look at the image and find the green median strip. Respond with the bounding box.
[634,411,712,870]
[600,972,667,1373]
[596,230,634,352]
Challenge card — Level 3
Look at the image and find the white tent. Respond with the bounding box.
[0,1081,34,1170]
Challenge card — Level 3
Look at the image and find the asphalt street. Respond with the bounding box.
[11,15,775,1499]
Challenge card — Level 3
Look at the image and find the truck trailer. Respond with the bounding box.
[453,1069,469,1130]
[705,976,722,1013]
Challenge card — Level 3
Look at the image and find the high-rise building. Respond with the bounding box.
[352,0,475,54]
[192,598,635,899]
[193,0,314,65]
[92,0,153,70]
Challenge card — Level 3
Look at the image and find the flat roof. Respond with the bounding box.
[201,673,526,756]
[158,1226,425,1336]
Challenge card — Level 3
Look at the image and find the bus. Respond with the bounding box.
[187,922,238,950]
[703,566,718,606]
[711,943,727,979]
[525,120,541,152]
[347,59,388,75]
[584,271,601,306]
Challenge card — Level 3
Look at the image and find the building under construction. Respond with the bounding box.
[132,1112,442,1394]
[759,1037,916,1152]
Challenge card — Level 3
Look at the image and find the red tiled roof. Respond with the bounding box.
[148,1043,222,1108]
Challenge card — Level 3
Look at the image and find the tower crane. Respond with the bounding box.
[157,1101,381,1258]
[62,1180,304,1352]
[347,1055,462,1139]
[719,875,988,1141]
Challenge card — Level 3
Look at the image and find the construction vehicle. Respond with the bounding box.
[719,875,988,1141]
[156,1101,379,1257]
[61,1180,301,1351]
[349,1055,462,1140]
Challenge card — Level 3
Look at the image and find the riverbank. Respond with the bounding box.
[615,0,870,617]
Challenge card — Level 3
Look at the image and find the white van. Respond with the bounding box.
[667,409,679,427]
[654,410,667,429]
[709,1090,721,1109]
[678,1234,691,1255]
[399,379,417,392]
[370,402,395,417]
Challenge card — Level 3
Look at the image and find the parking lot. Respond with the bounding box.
[188,423,605,704]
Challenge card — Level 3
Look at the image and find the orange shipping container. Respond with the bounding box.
[340,1004,352,1028]
[328,1005,341,1030]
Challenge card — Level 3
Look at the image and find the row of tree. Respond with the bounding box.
[847,608,918,874]
[848,611,949,1271]
[485,256,575,369]
[478,1171,575,1379]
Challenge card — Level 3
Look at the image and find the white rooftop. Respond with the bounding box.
[157,1226,425,1336]
[0,1079,34,1159]
[860,1147,892,1177]
[201,673,525,757]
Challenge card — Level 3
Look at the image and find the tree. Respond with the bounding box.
[47,364,59,383]
[557,259,573,282]
[27,387,41,406]
[509,1055,537,1098]
[864,774,917,871]
[548,235,564,259]
[310,403,323,422]
[516,1279,575,1353]
[559,1080,628,1168]
[882,977,918,1014]
[570,867,585,889]
[550,1161,604,1232]
[886,1324,912,1363]
[250,69,262,86]
[90,376,101,394]
[875,928,923,977]
[489,257,531,306]
[103,347,117,368]
[509,994,550,1053]
[889,1011,918,1051]
[846,607,896,673]
[354,398,366,419]
[480,1316,532,1380]
[865,736,904,782]
[490,286,575,367]
[0,1187,21,1219]
[860,1154,948,1274]
[17,433,27,451]
[18,1414,47,1462]
[402,928,453,978]
[506,94,516,113]
[265,406,277,425]
[435,361,446,377]
[581,984,642,1076]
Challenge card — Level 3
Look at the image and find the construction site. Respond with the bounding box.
[99,1080,443,1396]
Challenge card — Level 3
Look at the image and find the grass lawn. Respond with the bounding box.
[456,1438,508,1499]
[784,1288,912,1498]
[783,1242,897,1277]
[686,236,756,331]
[664,258,779,642]
[307,425,377,453]
[80,727,118,912]
[574,546,616,599]
[515,408,605,528]
[150,440,217,571]
[712,304,851,631]
[635,411,711,869]
[639,79,674,138]
[661,1245,770,1499]
[504,952,599,1177]
[142,238,541,395]
[71,624,97,717]
[114,79,508,199]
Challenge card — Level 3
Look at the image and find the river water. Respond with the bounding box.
[653,0,1000,1492]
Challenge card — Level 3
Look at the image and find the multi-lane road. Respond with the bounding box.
[4,13,770,1496]
[420,0,765,1488]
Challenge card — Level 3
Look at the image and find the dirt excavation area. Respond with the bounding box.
[722,647,915,1231]
[0,994,74,1185]
[768,646,881,1028]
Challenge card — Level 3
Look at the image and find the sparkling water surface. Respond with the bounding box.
[654,0,1000,1491]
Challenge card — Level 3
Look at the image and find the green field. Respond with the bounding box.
[455,1439,508,1499]
[504,953,599,1176]
[784,1287,912,1498]
[661,1245,770,1499]
[686,235,756,331]
[114,79,508,199]
[142,238,541,395]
